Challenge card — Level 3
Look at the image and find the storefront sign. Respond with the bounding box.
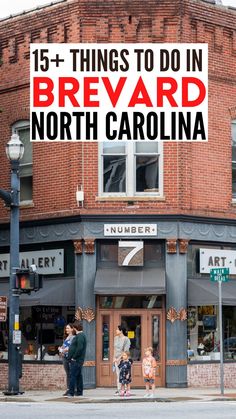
[118,241,144,266]
[0,296,7,322]
[104,224,157,236]
[200,248,236,274]
[0,249,64,278]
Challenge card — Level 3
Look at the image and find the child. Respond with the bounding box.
[142,347,157,398]
[118,351,133,397]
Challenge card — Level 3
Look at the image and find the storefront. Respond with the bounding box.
[1,216,236,389]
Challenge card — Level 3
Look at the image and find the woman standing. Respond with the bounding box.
[113,325,131,395]
[59,323,75,396]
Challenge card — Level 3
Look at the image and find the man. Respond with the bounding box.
[67,321,87,398]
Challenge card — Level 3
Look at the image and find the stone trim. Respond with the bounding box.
[166,360,187,366]
[84,238,95,254]
[179,239,189,254]
[166,239,177,254]
[73,240,83,254]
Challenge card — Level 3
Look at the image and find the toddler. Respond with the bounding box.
[118,351,133,396]
[142,347,157,398]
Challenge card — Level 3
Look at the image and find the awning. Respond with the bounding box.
[94,267,165,295]
[0,278,75,306]
[188,279,236,306]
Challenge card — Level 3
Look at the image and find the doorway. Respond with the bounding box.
[96,296,165,387]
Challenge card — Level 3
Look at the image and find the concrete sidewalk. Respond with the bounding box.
[1,387,236,403]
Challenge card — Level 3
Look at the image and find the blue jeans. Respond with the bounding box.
[68,360,83,396]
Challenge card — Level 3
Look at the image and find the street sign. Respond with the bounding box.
[210,267,229,282]
[13,330,21,345]
[0,296,7,322]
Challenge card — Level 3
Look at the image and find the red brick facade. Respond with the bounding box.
[0,0,235,223]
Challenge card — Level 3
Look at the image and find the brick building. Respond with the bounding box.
[0,0,236,390]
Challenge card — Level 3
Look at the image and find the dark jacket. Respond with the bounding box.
[68,331,87,363]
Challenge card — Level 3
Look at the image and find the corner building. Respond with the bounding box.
[0,0,236,390]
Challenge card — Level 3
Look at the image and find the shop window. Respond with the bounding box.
[187,305,236,362]
[12,121,33,203]
[232,120,236,199]
[99,142,163,197]
[0,306,75,362]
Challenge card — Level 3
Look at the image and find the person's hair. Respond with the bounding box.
[63,323,75,340]
[145,346,153,354]
[122,351,130,358]
[73,320,83,331]
[118,325,127,336]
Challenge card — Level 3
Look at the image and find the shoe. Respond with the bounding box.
[125,391,131,397]
[143,393,150,398]
[66,394,74,398]
[75,393,83,397]
[120,391,125,397]
[114,390,120,395]
[149,394,154,398]
[63,391,69,397]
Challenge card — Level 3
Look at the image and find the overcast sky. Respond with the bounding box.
[0,0,235,19]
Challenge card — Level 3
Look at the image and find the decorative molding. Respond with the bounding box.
[167,307,178,323]
[73,240,83,254]
[84,360,95,367]
[167,307,187,323]
[166,239,177,254]
[75,306,95,323]
[178,307,187,321]
[166,360,187,366]
[82,307,95,323]
[84,238,95,254]
[179,239,189,254]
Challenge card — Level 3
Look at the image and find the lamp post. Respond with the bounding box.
[0,133,24,395]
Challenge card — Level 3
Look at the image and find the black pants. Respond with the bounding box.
[68,360,84,396]
[62,357,70,390]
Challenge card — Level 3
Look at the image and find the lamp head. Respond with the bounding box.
[6,133,24,162]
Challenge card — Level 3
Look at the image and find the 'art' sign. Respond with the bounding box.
[30,43,208,142]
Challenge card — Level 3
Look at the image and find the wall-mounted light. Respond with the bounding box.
[76,185,84,207]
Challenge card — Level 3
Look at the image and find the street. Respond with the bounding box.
[1,401,236,419]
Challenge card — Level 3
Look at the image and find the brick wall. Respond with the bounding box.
[0,362,66,391]
[0,0,236,223]
[188,363,236,388]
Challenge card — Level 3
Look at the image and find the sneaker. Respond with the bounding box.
[149,393,154,398]
[120,391,125,397]
[143,393,150,398]
[66,394,74,398]
[63,391,69,397]
[114,390,120,395]
[125,391,131,397]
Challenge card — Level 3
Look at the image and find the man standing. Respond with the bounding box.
[67,321,87,398]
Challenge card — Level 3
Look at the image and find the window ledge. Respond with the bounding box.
[96,196,166,202]
[232,200,236,206]
[20,200,34,209]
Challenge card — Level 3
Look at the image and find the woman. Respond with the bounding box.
[59,323,75,396]
[113,325,131,395]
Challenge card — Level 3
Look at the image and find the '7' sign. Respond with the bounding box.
[118,241,144,266]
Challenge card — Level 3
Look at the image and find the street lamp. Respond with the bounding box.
[0,133,24,395]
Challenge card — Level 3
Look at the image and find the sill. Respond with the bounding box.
[232,200,236,206]
[96,196,165,202]
[19,200,34,209]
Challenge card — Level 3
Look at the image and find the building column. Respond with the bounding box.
[165,239,188,388]
[74,238,96,388]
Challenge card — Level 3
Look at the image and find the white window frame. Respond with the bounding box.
[99,142,163,198]
[12,120,33,205]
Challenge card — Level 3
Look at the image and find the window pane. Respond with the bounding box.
[121,315,141,361]
[232,122,236,144]
[152,315,160,361]
[20,176,33,201]
[232,146,236,162]
[102,315,110,361]
[18,128,32,165]
[103,143,126,154]
[136,143,159,154]
[136,156,159,192]
[103,155,126,192]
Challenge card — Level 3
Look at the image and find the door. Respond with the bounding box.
[97,308,165,387]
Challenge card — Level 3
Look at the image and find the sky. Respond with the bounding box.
[0,0,235,19]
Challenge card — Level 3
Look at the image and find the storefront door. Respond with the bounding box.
[97,306,165,387]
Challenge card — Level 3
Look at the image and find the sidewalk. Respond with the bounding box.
[1,387,236,403]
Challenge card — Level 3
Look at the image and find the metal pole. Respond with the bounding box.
[219,279,224,396]
[8,160,20,394]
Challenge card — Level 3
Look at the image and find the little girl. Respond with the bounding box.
[118,351,133,397]
[142,347,157,398]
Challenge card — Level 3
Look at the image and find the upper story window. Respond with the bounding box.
[232,120,236,200]
[99,142,163,197]
[12,121,33,203]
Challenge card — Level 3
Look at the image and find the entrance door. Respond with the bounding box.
[97,308,165,387]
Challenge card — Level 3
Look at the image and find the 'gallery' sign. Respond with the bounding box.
[0,249,64,278]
